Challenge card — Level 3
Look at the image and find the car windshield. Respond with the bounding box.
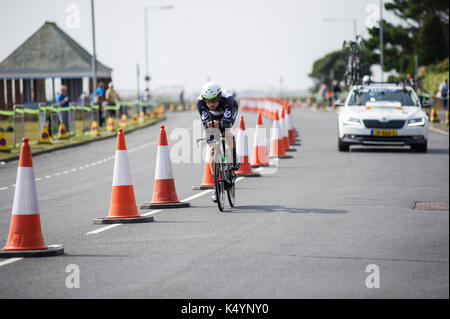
[348,88,419,107]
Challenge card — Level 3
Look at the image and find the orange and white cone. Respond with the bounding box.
[193,150,214,190]
[282,108,296,152]
[269,111,292,159]
[286,105,298,145]
[1,138,63,257]
[94,129,153,224]
[236,116,260,177]
[251,113,269,168]
[141,125,190,209]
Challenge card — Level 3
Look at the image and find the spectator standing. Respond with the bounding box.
[106,82,119,117]
[91,82,106,126]
[438,77,449,110]
[56,85,70,132]
[179,90,185,109]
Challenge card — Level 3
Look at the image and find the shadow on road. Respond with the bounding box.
[350,147,411,153]
[426,148,449,154]
[230,205,348,214]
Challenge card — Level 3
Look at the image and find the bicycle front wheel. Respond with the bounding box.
[214,163,225,212]
[226,165,235,207]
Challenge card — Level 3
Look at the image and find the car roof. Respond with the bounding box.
[351,83,414,91]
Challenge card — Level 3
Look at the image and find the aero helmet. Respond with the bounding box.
[201,82,221,100]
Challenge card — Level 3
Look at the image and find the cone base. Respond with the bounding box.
[269,155,293,159]
[140,201,190,209]
[236,172,261,177]
[285,148,297,152]
[192,185,214,190]
[250,163,270,168]
[93,216,153,224]
[0,245,63,258]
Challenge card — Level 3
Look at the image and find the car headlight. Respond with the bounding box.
[407,117,425,127]
[343,117,362,126]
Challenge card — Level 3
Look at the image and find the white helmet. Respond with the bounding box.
[201,82,221,100]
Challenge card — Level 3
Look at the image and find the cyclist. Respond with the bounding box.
[197,81,240,202]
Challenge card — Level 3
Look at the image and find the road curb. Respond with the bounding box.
[1,116,166,163]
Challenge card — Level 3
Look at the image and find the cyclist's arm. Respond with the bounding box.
[220,96,238,128]
[197,99,212,129]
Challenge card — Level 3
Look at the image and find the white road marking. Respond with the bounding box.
[86,224,122,235]
[141,209,163,217]
[0,186,9,191]
[181,189,213,202]
[0,258,23,267]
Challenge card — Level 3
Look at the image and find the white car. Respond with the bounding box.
[337,83,429,152]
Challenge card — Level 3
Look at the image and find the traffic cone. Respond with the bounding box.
[0,129,11,153]
[139,112,145,124]
[236,116,260,177]
[106,117,115,132]
[192,151,214,190]
[146,109,152,120]
[281,108,296,152]
[430,108,440,122]
[269,110,292,159]
[425,108,430,119]
[90,120,99,136]
[39,126,51,144]
[286,105,297,145]
[0,138,63,257]
[251,113,269,168]
[94,129,153,224]
[58,123,68,139]
[141,125,190,209]
[120,114,127,128]
[446,111,449,126]
[132,113,138,125]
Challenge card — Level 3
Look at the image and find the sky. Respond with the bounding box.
[0,0,400,97]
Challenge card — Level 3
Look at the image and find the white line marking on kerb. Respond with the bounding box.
[0,258,23,267]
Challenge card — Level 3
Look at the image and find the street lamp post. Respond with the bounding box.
[379,0,384,82]
[144,5,174,91]
[91,0,97,103]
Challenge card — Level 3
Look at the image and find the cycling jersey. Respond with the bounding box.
[197,89,238,129]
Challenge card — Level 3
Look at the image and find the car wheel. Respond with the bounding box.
[411,141,427,153]
[338,139,350,152]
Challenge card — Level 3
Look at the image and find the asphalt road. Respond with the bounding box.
[0,107,448,298]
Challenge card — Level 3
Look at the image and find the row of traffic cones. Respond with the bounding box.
[0,125,189,257]
[193,109,300,189]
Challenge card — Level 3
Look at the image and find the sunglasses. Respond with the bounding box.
[203,97,220,104]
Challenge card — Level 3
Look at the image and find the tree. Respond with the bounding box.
[417,14,449,65]
[308,50,348,86]
[363,0,449,73]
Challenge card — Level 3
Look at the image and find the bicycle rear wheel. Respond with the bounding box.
[214,163,225,212]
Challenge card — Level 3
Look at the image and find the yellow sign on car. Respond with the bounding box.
[372,130,398,137]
